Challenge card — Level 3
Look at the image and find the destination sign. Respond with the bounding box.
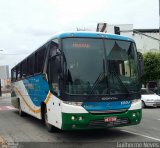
[72,43,90,48]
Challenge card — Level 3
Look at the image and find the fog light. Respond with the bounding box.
[72,124,76,128]
[132,113,136,117]
[71,116,76,121]
[79,116,83,121]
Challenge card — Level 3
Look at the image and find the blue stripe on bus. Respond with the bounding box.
[53,32,134,42]
[23,74,49,107]
[82,101,131,111]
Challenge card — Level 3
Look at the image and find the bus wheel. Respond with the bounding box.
[44,107,59,132]
[18,100,25,116]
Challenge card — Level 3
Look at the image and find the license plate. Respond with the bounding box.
[104,117,117,122]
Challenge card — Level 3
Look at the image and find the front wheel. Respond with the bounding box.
[44,107,59,132]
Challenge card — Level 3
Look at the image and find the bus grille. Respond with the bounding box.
[89,109,128,114]
[88,118,129,128]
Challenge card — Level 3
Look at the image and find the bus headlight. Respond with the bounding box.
[132,113,136,117]
[63,101,83,106]
[71,116,84,121]
[78,116,83,121]
[130,99,142,110]
[132,99,140,104]
[71,116,76,121]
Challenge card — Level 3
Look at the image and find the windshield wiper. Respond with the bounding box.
[88,58,108,95]
[83,72,106,101]
[89,72,106,95]
[85,65,107,101]
[109,70,130,94]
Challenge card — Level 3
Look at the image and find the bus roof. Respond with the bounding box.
[52,31,135,42]
[11,31,135,70]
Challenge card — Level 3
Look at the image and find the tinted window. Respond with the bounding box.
[141,89,154,95]
[27,54,34,76]
[11,68,16,82]
[35,47,47,73]
[49,39,59,58]
[16,65,21,80]
[105,40,139,93]
[62,38,105,94]
[21,60,27,78]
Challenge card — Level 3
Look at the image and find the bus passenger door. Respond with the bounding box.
[47,55,63,129]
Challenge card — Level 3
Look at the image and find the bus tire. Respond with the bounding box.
[43,105,59,132]
[18,99,25,117]
[41,102,46,123]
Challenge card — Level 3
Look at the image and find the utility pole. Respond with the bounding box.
[0,49,3,96]
[0,80,1,96]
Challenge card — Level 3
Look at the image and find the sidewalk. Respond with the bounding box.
[0,93,11,99]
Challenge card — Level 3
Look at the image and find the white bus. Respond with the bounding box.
[11,32,142,132]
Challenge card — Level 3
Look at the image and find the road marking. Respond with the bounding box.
[5,106,15,110]
[0,106,16,111]
[121,130,160,142]
[157,119,160,121]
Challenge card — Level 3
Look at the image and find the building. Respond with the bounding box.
[95,23,160,53]
[0,65,9,79]
[0,65,10,94]
[133,29,159,53]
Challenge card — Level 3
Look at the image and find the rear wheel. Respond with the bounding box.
[141,101,146,108]
[44,106,59,132]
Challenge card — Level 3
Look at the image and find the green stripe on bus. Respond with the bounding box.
[61,109,142,130]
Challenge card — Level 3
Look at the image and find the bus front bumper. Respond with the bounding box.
[61,109,142,130]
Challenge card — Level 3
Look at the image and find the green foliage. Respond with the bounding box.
[142,52,160,84]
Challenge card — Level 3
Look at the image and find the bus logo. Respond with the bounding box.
[101,97,118,101]
[121,101,130,105]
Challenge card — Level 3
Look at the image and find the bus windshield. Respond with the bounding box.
[62,38,139,95]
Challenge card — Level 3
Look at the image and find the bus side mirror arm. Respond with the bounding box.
[137,52,144,76]
[140,60,144,76]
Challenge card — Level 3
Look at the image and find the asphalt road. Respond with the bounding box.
[0,96,160,148]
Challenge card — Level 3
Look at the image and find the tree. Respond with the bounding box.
[142,52,160,85]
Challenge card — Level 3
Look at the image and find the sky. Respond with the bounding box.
[0,0,159,70]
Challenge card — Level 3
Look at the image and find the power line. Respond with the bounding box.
[120,30,160,41]
[0,53,29,55]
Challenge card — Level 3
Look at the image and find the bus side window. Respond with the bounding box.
[47,39,60,94]
[16,65,19,80]
[11,68,16,82]
[49,39,59,58]
[27,54,34,76]
[22,60,27,78]
[48,56,61,94]
[49,45,58,58]
[35,47,47,74]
